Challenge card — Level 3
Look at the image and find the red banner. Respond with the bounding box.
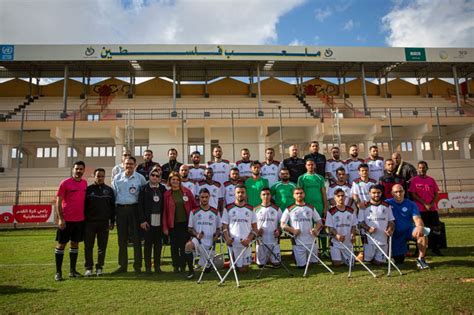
[13,205,53,223]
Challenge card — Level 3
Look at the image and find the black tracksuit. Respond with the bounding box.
[84,183,115,270]
[282,157,306,183]
[162,160,183,180]
[138,183,167,271]
[304,152,327,178]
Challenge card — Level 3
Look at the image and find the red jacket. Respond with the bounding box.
[163,187,198,234]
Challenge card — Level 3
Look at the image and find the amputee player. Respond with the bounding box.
[197,167,224,211]
[325,146,346,184]
[280,187,323,268]
[223,167,241,206]
[244,161,269,208]
[365,145,384,182]
[83,168,115,277]
[345,144,364,184]
[184,188,221,279]
[188,151,206,182]
[326,188,357,267]
[327,167,353,207]
[358,185,395,265]
[351,163,377,212]
[255,188,282,268]
[180,164,198,197]
[222,185,258,273]
[207,145,231,185]
[236,148,252,180]
[54,161,88,281]
[261,148,280,188]
[271,168,296,211]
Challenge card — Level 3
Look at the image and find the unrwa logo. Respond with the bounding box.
[2,46,13,54]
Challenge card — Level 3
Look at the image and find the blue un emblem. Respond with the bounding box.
[0,45,14,61]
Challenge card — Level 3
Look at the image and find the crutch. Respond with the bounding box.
[197,241,223,283]
[219,239,257,287]
[284,232,334,275]
[332,238,377,278]
[303,240,316,277]
[387,236,392,277]
[256,238,293,279]
[365,232,403,276]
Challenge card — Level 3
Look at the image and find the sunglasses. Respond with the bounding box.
[123,154,131,157]
[150,174,160,178]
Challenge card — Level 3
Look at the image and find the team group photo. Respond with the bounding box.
[0,0,473,313]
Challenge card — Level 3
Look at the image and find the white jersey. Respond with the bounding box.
[255,204,282,245]
[358,201,394,245]
[236,160,252,178]
[281,203,321,245]
[326,206,357,249]
[208,160,231,185]
[327,183,353,206]
[351,178,377,203]
[188,207,221,247]
[345,158,364,184]
[188,165,205,182]
[366,157,385,182]
[261,161,280,188]
[222,204,257,246]
[325,159,346,181]
[223,180,240,206]
[196,180,223,209]
[181,180,198,197]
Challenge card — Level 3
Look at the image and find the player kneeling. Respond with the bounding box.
[184,188,221,280]
[222,185,258,273]
[326,188,357,266]
[281,187,322,269]
[255,188,283,268]
[358,185,395,265]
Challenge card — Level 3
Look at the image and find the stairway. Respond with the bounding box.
[0,95,38,121]
[295,94,321,118]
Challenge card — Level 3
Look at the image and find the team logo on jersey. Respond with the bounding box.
[305,210,311,217]
[129,186,137,194]
[402,207,408,212]
[335,216,340,222]
[90,192,95,196]
[183,196,189,202]
[231,210,236,216]
[347,214,351,220]
[197,213,202,219]
[245,211,250,217]
[382,208,386,214]
[209,214,213,220]
[153,195,160,202]
[103,189,109,195]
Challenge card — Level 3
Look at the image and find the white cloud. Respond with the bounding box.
[343,19,354,31]
[0,0,305,44]
[314,6,332,22]
[289,39,305,46]
[382,0,474,47]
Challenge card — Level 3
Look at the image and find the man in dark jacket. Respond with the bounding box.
[392,152,417,189]
[281,144,306,184]
[162,148,183,180]
[136,149,160,181]
[138,167,167,274]
[84,168,115,276]
[379,159,405,200]
[304,141,326,178]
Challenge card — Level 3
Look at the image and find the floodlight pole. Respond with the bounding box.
[452,65,461,112]
[388,109,394,154]
[231,111,236,162]
[62,65,69,114]
[172,64,177,113]
[278,106,284,160]
[257,64,262,114]
[14,109,25,209]
[436,107,448,192]
[69,110,77,173]
[360,63,369,114]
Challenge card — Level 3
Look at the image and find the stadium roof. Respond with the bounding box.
[1,44,473,80]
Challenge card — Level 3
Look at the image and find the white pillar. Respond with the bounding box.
[414,138,424,161]
[364,139,375,157]
[1,144,12,169]
[57,143,68,168]
[115,143,124,164]
[459,137,471,159]
[204,126,212,163]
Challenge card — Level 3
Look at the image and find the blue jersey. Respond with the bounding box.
[386,198,420,234]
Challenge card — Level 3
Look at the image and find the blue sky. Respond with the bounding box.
[276,0,392,47]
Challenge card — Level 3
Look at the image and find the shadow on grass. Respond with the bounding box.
[436,246,474,257]
[0,285,56,295]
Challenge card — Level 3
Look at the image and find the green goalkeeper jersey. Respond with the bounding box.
[270,181,296,211]
[297,172,325,214]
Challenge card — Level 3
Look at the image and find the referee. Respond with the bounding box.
[54,161,88,281]
[112,156,147,274]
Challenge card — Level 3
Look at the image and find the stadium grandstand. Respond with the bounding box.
[0,44,473,205]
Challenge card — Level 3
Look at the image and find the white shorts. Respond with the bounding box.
[293,243,318,267]
[191,238,214,268]
[256,243,281,265]
[230,245,252,268]
[364,243,387,263]
[330,246,354,265]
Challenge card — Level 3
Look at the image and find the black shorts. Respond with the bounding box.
[56,221,84,244]
[420,211,440,227]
